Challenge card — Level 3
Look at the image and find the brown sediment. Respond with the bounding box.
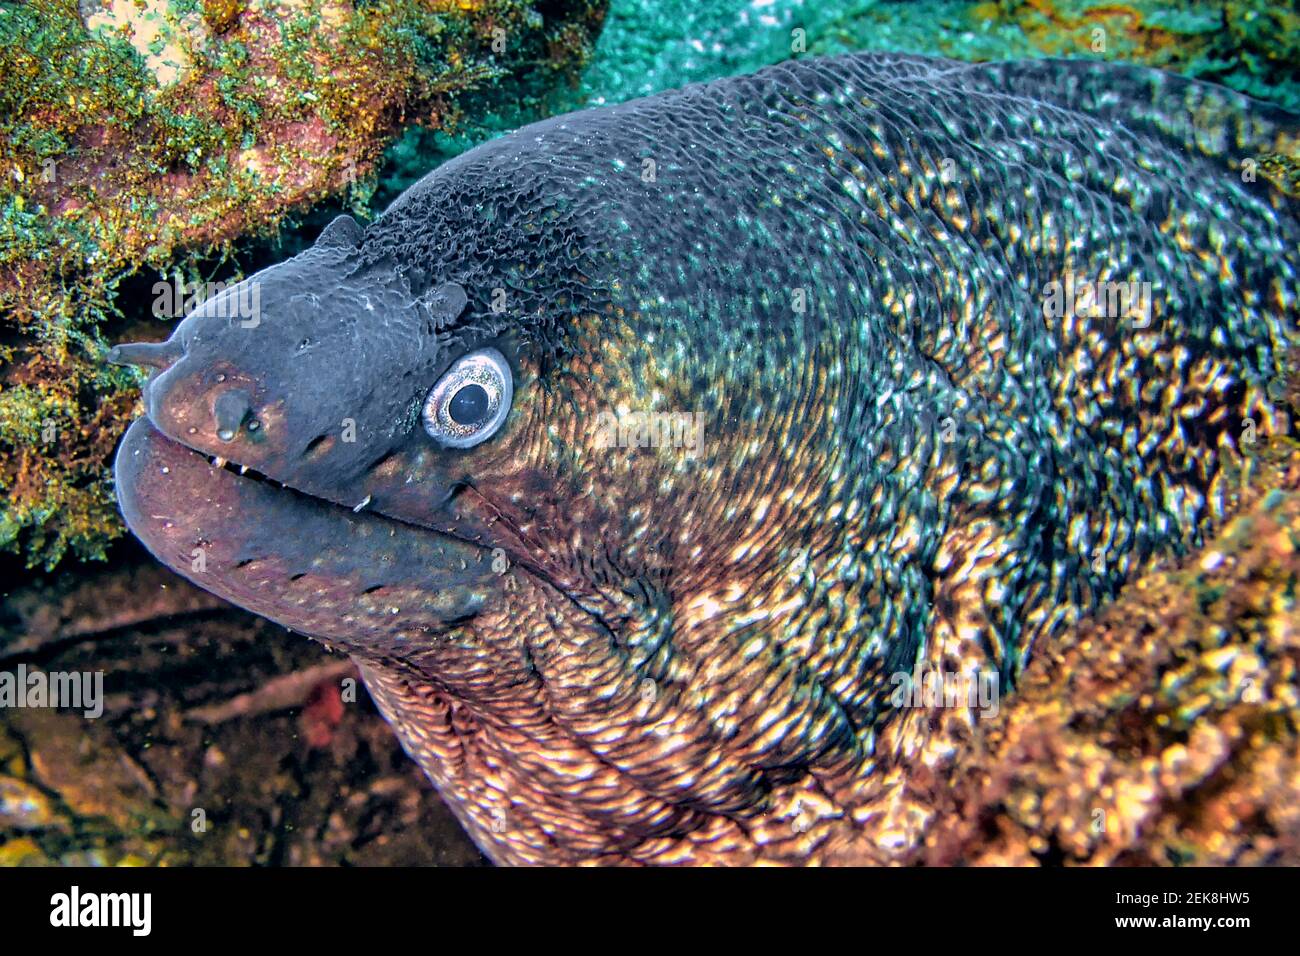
[0,550,487,865]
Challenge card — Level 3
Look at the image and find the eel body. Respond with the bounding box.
[110,53,1299,864]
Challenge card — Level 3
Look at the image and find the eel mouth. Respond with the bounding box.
[114,418,505,656]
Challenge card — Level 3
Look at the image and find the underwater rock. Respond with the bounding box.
[0,559,486,865]
[978,0,1300,106]
[0,773,61,833]
[0,0,607,568]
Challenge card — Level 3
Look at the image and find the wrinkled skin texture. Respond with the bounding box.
[113,53,1299,864]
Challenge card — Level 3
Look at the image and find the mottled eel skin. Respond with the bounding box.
[111,53,1299,864]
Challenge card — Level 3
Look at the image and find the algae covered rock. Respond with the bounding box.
[925,441,1300,865]
[0,0,606,569]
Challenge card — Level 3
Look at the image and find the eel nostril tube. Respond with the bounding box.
[107,339,184,370]
[213,388,253,442]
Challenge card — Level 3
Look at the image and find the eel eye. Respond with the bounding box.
[422,347,512,448]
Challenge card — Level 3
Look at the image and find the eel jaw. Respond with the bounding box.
[114,418,504,660]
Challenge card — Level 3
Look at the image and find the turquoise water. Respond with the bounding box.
[375,0,1296,211]
[577,0,1037,105]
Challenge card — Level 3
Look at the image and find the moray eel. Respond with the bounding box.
[110,53,1299,865]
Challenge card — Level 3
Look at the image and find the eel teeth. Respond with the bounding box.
[239,465,248,475]
[353,495,372,513]
[212,456,226,469]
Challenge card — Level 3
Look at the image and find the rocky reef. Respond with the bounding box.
[580,0,1300,110]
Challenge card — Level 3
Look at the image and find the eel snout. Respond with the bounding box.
[113,418,501,656]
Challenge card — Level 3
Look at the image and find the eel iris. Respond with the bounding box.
[110,53,1299,864]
